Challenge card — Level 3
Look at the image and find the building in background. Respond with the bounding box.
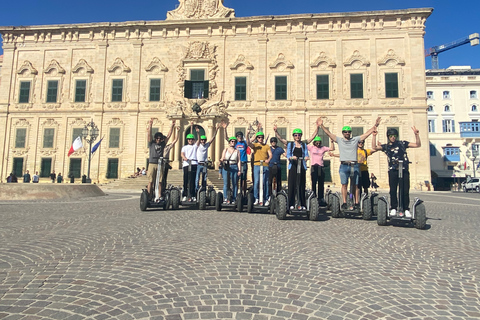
[0,0,432,187]
[427,66,480,190]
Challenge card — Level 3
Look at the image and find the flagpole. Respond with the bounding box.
[82,120,99,183]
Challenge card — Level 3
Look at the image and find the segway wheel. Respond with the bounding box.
[371,194,378,216]
[236,193,244,212]
[276,194,287,220]
[198,191,207,210]
[215,192,223,211]
[309,197,319,221]
[209,190,216,206]
[269,196,275,214]
[140,190,149,211]
[163,192,170,210]
[247,192,254,213]
[377,199,388,226]
[171,189,180,210]
[326,193,333,211]
[414,203,427,230]
[362,196,373,220]
[331,196,340,218]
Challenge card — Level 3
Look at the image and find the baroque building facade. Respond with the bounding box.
[0,0,432,187]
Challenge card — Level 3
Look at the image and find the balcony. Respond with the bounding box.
[459,122,480,138]
[443,147,460,162]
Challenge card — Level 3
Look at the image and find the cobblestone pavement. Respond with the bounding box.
[1,191,479,320]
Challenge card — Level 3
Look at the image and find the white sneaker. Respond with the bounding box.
[182,196,187,201]
[253,199,259,205]
[301,206,306,210]
[192,197,196,202]
[265,199,270,206]
[405,210,412,218]
[389,209,397,217]
[290,206,294,210]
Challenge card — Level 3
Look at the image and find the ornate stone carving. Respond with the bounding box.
[167,0,235,20]
[107,118,125,126]
[311,52,336,69]
[17,61,38,75]
[44,60,66,74]
[230,117,250,126]
[230,55,254,71]
[41,119,59,127]
[184,41,215,61]
[273,117,291,126]
[14,104,33,110]
[347,116,368,125]
[383,116,405,125]
[43,104,61,110]
[39,149,58,156]
[70,103,91,110]
[269,54,294,70]
[14,119,31,127]
[107,58,131,73]
[145,57,168,73]
[70,118,87,126]
[72,59,94,74]
[106,149,124,156]
[378,49,405,66]
[12,148,30,156]
[344,51,370,67]
[380,99,405,106]
[106,103,127,109]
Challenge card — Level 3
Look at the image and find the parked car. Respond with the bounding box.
[462,178,480,192]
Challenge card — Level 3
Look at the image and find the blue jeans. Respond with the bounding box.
[253,165,269,201]
[222,164,238,201]
[195,164,207,191]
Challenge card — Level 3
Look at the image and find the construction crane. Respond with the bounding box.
[425,33,479,69]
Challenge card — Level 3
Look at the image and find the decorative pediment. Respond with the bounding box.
[69,118,87,126]
[17,61,38,75]
[344,51,370,67]
[167,0,235,20]
[183,41,216,61]
[107,118,125,126]
[273,117,291,126]
[311,52,336,69]
[107,58,131,73]
[72,59,94,74]
[378,49,405,66]
[230,55,254,71]
[14,119,31,127]
[269,54,294,70]
[44,60,66,74]
[41,119,59,127]
[230,117,250,126]
[383,116,405,125]
[145,57,168,72]
[347,116,368,125]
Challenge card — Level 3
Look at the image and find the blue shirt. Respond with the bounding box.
[269,146,285,167]
[286,141,309,170]
[235,140,248,162]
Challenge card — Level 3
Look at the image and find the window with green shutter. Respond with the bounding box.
[351,127,364,138]
[46,80,58,103]
[316,75,329,100]
[350,74,363,99]
[275,76,287,100]
[75,80,87,102]
[184,69,209,99]
[316,127,330,148]
[40,158,52,177]
[385,73,399,98]
[43,128,55,148]
[109,128,120,148]
[112,79,123,102]
[19,81,31,103]
[150,79,161,102]
[72,128,83,143]
[235,77,247,101]
[15,128,27,148]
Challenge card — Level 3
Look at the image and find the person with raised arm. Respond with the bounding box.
[181,122,199,202]
[222,121,249,197]
[195,124,221,192]
[246,130,272,206]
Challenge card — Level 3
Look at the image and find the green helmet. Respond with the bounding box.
[200,135,207,140]
[229,136,237,142]
[313,136,322,142]
[256,131,264,137]
[342,126,352,132]
[186,134,195,139]
[292,128,303,135]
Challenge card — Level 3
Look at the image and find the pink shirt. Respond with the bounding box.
[307,145,331,166]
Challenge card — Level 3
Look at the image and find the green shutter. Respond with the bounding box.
[46,80,58,103]
[316,75,329,100]
[385,73,399,98]
[275,76,287,100]
[351,127,364,138]
[109,128,120,148]
[13,158,24,177]
[350,74,363,99]
[184,80,193,98]
[40,158,52,177]
[203,81,209,99]
[107,159,119,179]
[75,80,87,102]
[15,128,27,148]
[43,128,55,148]
[235,77,247,101]
[19,81,31,103]
[69,158,82,178]
[112,79,123,102]
[150,79,161,101]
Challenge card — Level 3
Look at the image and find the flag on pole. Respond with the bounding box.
[91,137,104,155]
[464,161,467,170]
[68,136,83,157]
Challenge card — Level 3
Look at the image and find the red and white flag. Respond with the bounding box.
[464,161,467,170]
[68,136,83,157]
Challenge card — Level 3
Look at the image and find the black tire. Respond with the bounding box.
[198,191,207,210]
[215,192,223,211]
[247,192,254,213]
[209,190,216,206]
[309,197,319,221]
[163,192,170,210]
[362,196,373,220]
[140,190,148,211]
[476,186,480,193]
[414,203,427,230]
[276,194,287,220]
[463,186,467,192]
[269,196,275,214]
[331,195,340,218]
[372,194,378,216]
[327,193,333,210]
[377,199,388,226]
[171,189,180,210]
[236,193,244,212]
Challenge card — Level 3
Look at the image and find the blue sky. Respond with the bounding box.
[1,0,479,68]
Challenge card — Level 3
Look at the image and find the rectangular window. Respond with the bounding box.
[275,76,287,100]
[43,128,55,148]
[351,127,364,138]
[442,120,455,133]
[184,69,209,99]
[12,158,24,178]
[40,158,52,178]
[443,91,450,99]
[149,79,161,102]
[46,80,59,103]
[428,120,435,133]
[471,91,478,99]
[385,73,399,98]
[316,127,330,148]
[430,143,436,156]
[107,158,119,179]
[235,77,247,101]
[350,74,364,99]
[15,128,27,148]
[72,128,83,143]
[109,128,120,148]
[112,79,123,102]
[19,81,31,103]
[427,91,434,99]
[69,158,82,179]
[316,75,329,100]
[75,80,87,103]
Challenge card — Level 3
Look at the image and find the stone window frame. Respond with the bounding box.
[273,74,289,101]
[15,61,38,106]
[230,54,254,103]
[144,57,168,103]
[310,51,336,101]
[111,78,125,102]
[38,119,60,157]
[42,60,66,107]
[233,75,248,101]
[185,66,209,99]
[71,59,94,105]
[377,49,405,99]
[106,58,131,106]
[105,118,126,155]
[11,119,31,152]
[343,50,370,100]
[269,53,294,103]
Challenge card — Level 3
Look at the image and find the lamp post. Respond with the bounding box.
[82,120,99,183]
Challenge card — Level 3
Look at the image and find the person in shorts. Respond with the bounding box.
[195,124,220,192]
[222,122,249,198]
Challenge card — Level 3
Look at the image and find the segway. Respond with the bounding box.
[247,160,270,214]
[330,162,373,220]
[377,160,426,229]
[140,157,174,211]
[275,157,319,221]
[216,160,244,212]
[269,162,280,214]
[196,162,216,210]
[181,160,198,207]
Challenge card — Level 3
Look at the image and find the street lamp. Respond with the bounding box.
[82,120,99,183]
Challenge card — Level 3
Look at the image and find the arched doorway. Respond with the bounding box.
[184,125,205,144]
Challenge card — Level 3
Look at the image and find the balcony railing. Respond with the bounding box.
[460,122,480,138]
[443,147,460,162]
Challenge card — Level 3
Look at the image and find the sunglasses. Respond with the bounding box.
[187,138,194,140]
[342,131,352,134]
[257,136,264,139]
[388,135,397,138]
[293,134,302,137]
[358,142,364,144]
[230,140,237,143]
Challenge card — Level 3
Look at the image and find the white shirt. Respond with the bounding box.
[196,142,211,163]
[181,144,198,167]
